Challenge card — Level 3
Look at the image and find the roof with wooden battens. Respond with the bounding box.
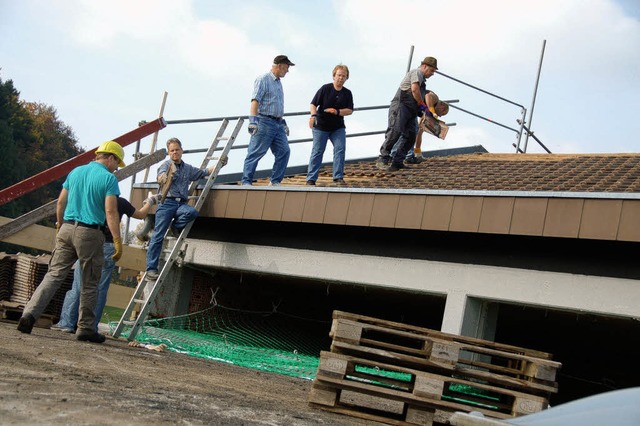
[261,152,640,193]
[132,150,640,243]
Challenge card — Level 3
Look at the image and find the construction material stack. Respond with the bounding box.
[309,310,561,426]
[0,253,74,326]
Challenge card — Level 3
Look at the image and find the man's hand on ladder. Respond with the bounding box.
[206,155,228,174]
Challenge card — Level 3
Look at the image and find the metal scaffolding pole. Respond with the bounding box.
[522,39,547,153]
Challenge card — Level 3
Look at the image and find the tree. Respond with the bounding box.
[0,74,84,253]
[0,77,30,215]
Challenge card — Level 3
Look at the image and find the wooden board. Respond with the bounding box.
[313,351,548,419]
[330,319,559,395]
[332,311,556,360]
[422,115,449,140]
[0,300,54,328]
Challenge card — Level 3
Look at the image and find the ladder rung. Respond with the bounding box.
[134,299,146,304]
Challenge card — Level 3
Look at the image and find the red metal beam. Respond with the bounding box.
[0,118,166,207]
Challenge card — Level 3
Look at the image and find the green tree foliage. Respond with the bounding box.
[0,77,29,204]
[0,74,84,252]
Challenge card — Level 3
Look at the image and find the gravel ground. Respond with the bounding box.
[0,321,378,425]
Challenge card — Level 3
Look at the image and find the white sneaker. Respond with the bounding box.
[146,270,159,280]
[50,323,75,333]
[269,181,281,186]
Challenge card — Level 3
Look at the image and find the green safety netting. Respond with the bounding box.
[108,304,330,380]
[108,306,498,410]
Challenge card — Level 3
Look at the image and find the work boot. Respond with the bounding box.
[306,180,316,186]
[333,178,346,185]
[77,332,106,343]
[386,163,404,172]
[404,155,424,165]
[17,314,35,334]
[375,158,389,170]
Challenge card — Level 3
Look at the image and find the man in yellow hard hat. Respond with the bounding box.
[17,140,125,343]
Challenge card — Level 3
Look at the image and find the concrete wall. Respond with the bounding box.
[182,238,640,335]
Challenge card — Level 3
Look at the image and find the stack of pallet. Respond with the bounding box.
[0,253,74,324]
[0,252,17,301]
[309,311,561,426]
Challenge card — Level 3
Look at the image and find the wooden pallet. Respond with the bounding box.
[331,313,560,395]
[310,380,454,426]
[0,300,54,328]
[312,351,547,421]
[332,311,555,359]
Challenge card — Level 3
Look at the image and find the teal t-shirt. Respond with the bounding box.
[62,161,120,225]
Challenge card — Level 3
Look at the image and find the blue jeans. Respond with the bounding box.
[241,117,290,184]
[57,243,116,332]
[307,127,346,181]
[146,199,198,272]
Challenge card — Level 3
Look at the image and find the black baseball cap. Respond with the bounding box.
[274,55,295,66]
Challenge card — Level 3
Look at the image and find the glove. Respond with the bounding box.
[248,115,258,135]
[429,106,439,119]
[309,115,316,129]
[414,148,422,157]
[55,222,61,234]
[112,236,123,261]
[144,194,162,206]
[418,102,428,113]
[283,119,290,137]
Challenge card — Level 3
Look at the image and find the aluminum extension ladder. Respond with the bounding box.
[113,118,243,340]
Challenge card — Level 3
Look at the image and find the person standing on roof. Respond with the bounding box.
[145,137,214,281]
[306,64,354,186]
[376,56,438,172]
[17,141,125,343]
[241,55,295,186]
[51,195,159,333]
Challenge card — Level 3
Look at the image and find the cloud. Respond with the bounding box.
[60,0,193,46]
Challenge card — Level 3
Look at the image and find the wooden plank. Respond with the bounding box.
[331,338,557,396]
[310,381,444,426]
[314,351,548,419]
[332,310,555,360]
[330,316,560,393]
[0,148,167,241]
[0,118,166,207]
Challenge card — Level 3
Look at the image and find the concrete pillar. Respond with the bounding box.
[441,294,498,341]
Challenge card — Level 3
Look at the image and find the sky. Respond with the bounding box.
[1,0,639,195]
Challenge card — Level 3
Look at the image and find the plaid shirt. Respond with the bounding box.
[252,71,285,117]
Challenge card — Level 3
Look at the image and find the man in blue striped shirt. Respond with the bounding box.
[241,55,295,186]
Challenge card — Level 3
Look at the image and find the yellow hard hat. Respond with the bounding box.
[95,140,125,167]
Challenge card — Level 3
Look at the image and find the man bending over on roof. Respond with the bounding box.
[406,92,450,163]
